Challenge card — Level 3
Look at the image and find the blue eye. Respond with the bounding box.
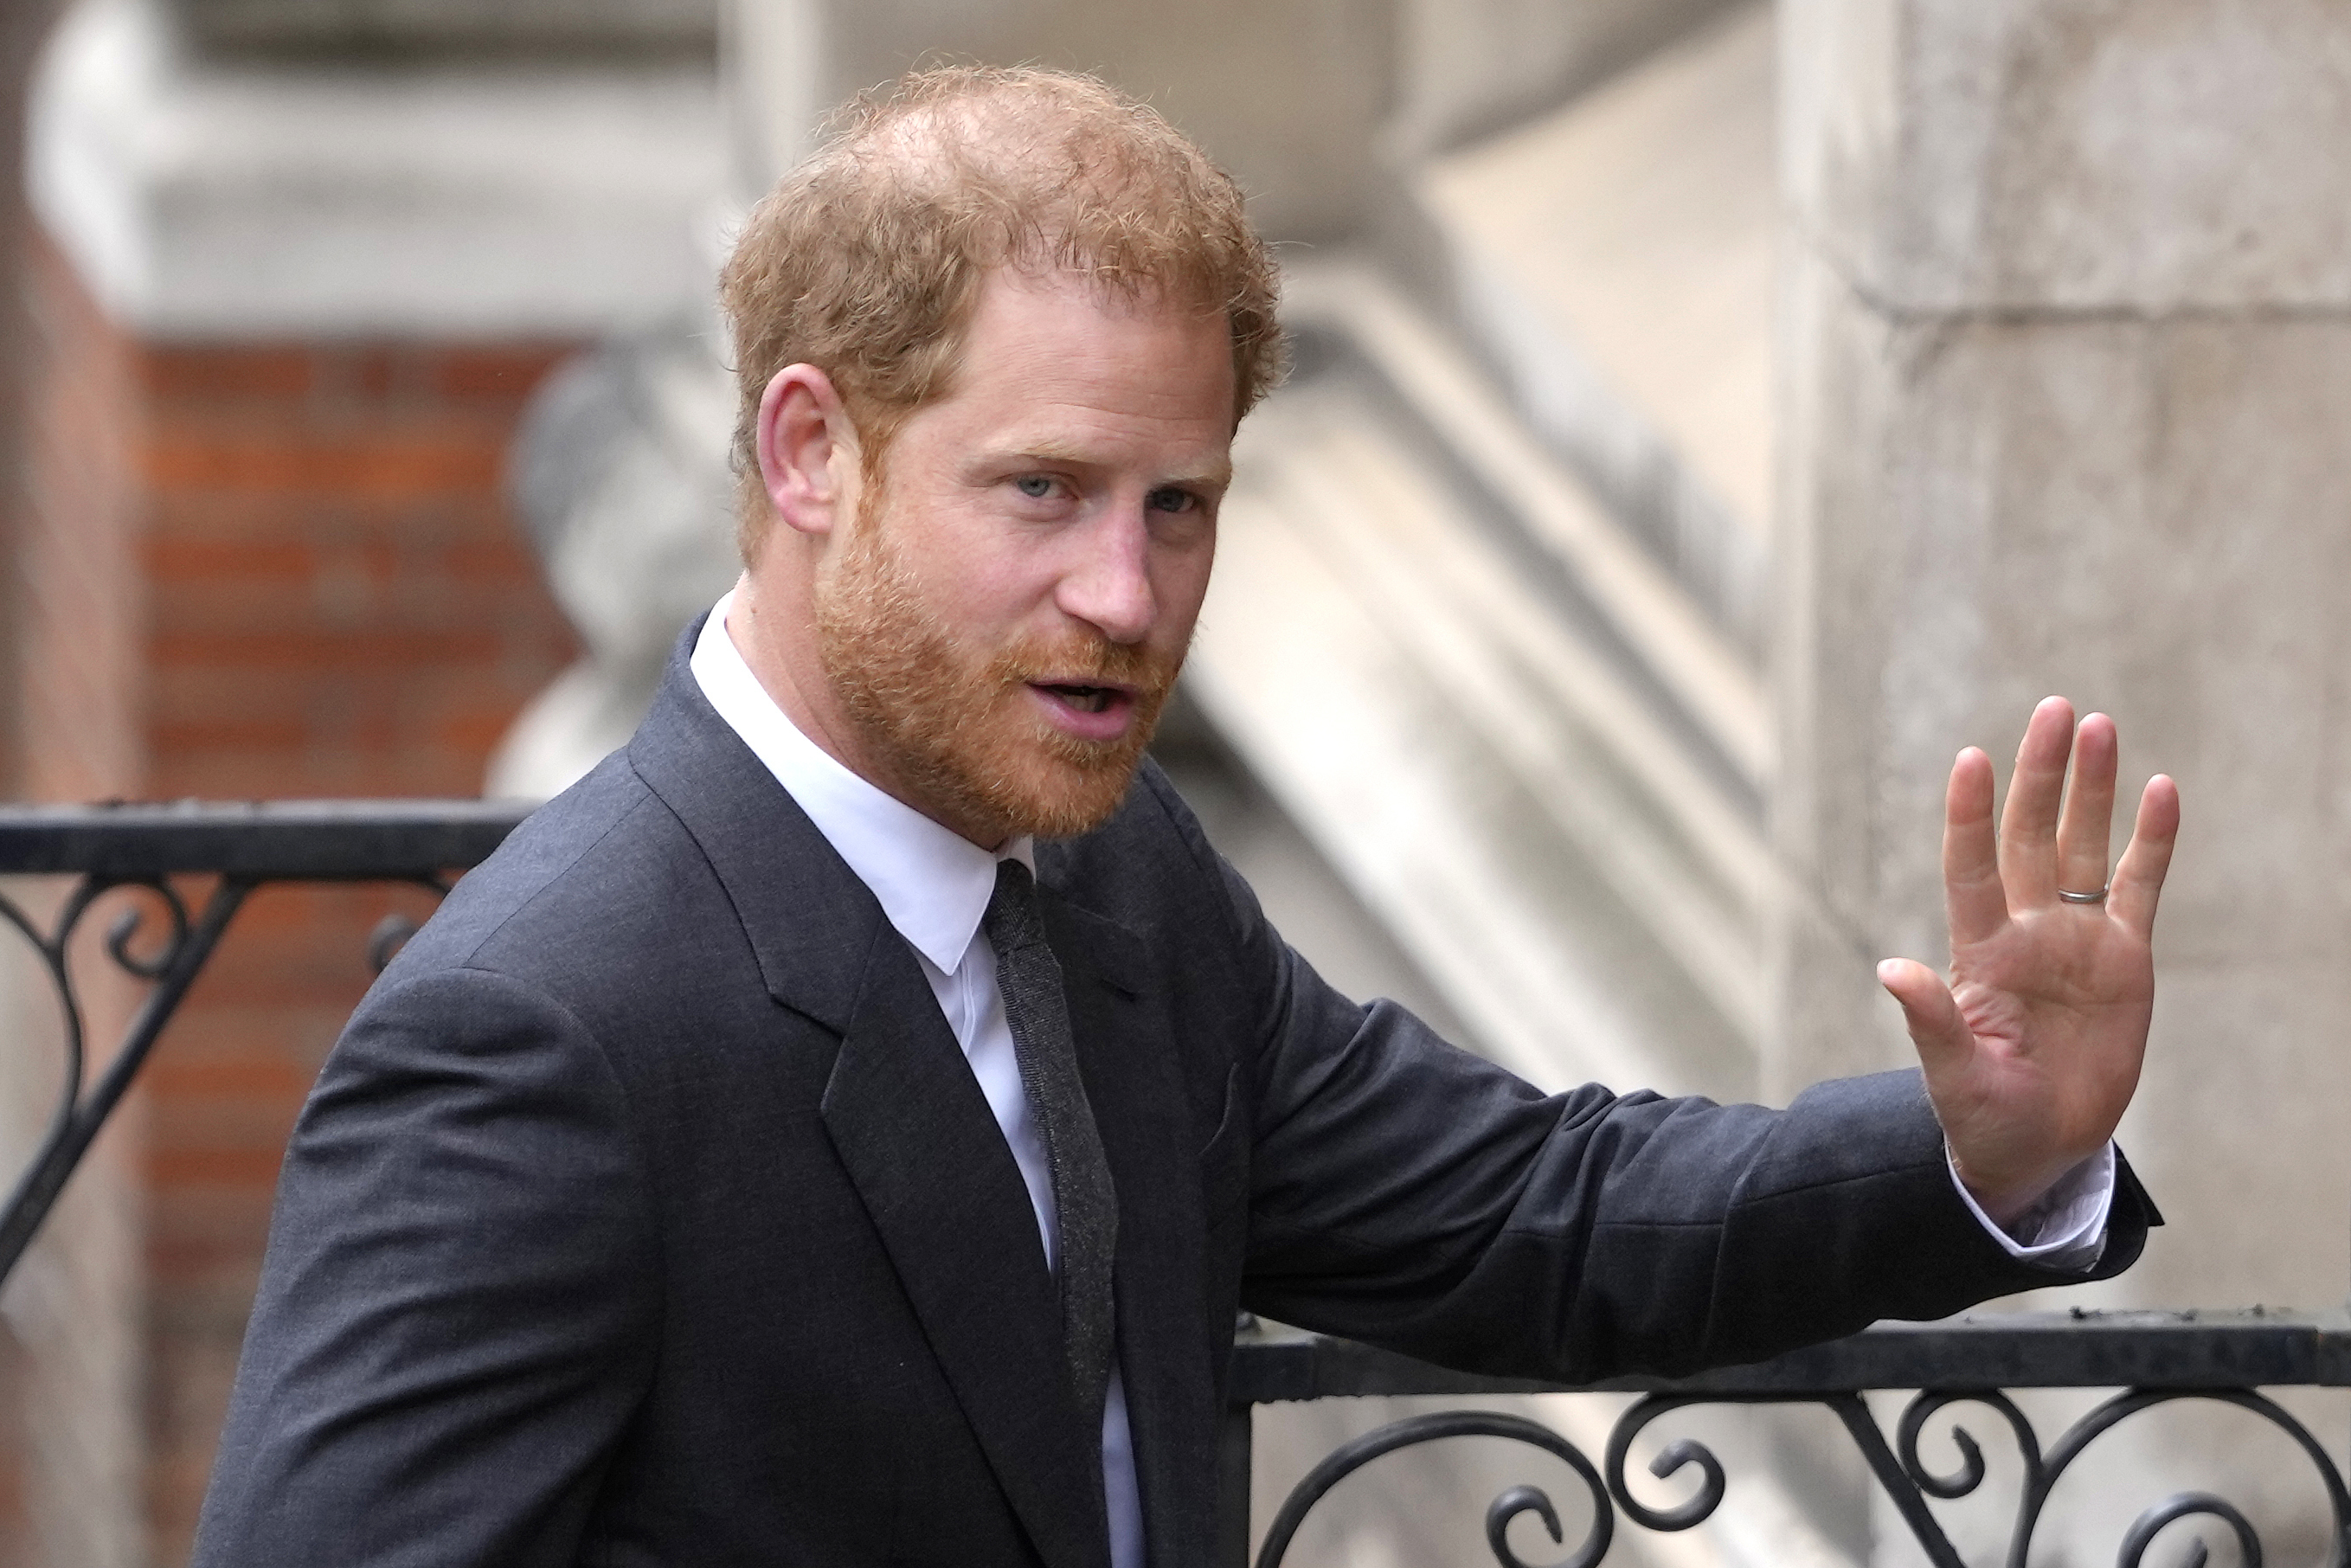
[1015,475,1056,498]
[1146,487,1193,513]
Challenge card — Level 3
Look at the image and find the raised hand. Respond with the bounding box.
[1876,697,2181,1227]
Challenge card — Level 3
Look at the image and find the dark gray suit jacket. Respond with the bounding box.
[191,634,2154,1568]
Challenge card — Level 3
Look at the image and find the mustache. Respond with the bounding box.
[992,632,1179,696]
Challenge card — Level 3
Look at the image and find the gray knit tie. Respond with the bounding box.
[985,858,1119,1436]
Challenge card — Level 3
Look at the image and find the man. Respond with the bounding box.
[193,67,2177,1568]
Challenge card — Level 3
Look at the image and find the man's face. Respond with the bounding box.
[813,268,1236,845]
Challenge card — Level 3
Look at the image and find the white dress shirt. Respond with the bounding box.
[689,591,2112,1561]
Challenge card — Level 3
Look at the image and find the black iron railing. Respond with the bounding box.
[0,803,2342,1567]
[1224,1314,2351,1567]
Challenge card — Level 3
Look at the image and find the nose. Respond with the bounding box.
[1055,505,1157,645]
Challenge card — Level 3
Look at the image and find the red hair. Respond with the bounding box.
[717,65,1285,557]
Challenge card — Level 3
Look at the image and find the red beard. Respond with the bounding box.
[814,508,1179,845]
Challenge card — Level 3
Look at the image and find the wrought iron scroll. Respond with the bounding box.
[1253,1410,1613,1568]
[0,874,252,1283]
[0,800,529,1291]
[1250,1382,2351,1568]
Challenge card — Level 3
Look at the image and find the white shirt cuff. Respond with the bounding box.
[1947,1142,2114,1272]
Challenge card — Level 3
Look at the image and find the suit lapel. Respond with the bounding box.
[626,624,870,1034]
[1039,882,1223,1568]
[629,630,1113,1568]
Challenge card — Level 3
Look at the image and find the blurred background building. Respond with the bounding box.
[1,0,2348,1563]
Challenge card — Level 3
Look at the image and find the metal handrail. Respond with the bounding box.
[0,799,529,880]
[1230,1308,2351,1402]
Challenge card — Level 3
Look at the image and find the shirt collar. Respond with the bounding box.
[691,591,1033,975]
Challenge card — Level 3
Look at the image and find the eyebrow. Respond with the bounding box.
[998,443,1234,491]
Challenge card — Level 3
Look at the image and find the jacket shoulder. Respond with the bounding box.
[375,750,749,1025]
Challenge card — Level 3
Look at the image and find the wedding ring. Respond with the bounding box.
[2057,884,2110,904]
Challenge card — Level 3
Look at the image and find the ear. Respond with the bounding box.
[755,364,864,538]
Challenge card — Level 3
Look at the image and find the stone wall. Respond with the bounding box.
[729,0,1392,241]
[1774,0,2351,1303]
[177,0,715,60]
[1385,0,1744,157]
[727,0,1753,242]
[1773,0,2351,1550]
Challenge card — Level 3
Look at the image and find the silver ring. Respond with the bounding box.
[2058,884,2110,904]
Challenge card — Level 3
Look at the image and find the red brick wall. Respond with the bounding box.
[142,342,577,798]
[133,337,579,1562]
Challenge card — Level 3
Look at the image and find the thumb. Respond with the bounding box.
[1878,958,1971,1071]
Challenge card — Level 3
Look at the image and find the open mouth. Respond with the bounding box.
[1038,683,1121,714]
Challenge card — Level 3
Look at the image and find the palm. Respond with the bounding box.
[1879,699,2179,1225]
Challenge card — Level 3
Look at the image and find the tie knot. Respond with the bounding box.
[984,858,1044,953]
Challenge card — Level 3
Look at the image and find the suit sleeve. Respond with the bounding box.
[190,964,659,1568]
[1184,827,2156,1381]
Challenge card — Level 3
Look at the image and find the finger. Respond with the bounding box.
[2108,774,2180,937]
[1878,958,1971,1072]
[1997,696,2075,908]
[1943,747,2008,946]
[2054,711,2118,899]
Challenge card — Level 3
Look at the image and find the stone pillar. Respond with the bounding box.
[1774,0,2351,1549]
